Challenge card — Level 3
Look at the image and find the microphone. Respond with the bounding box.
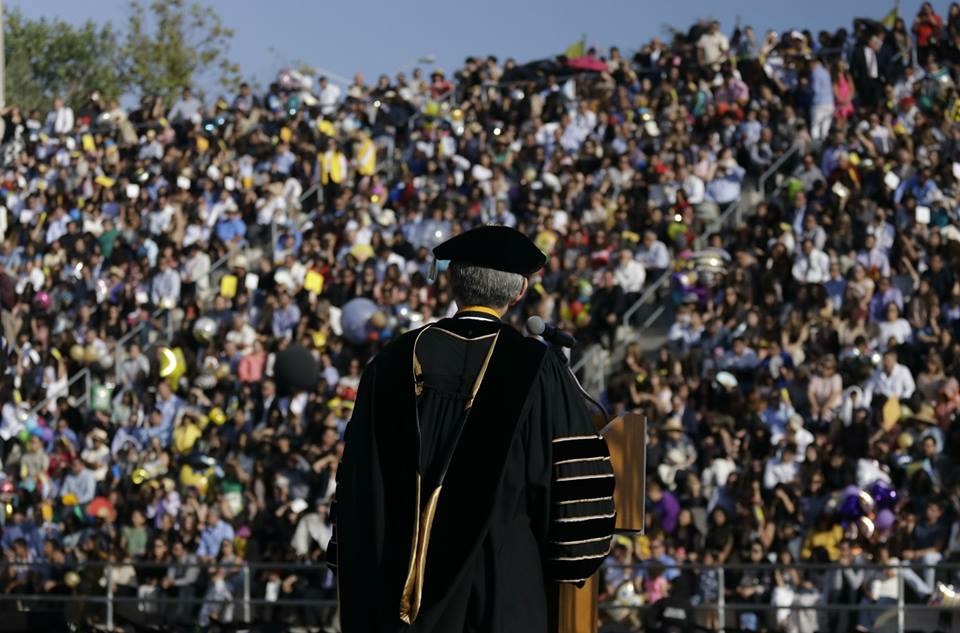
[526,316,577,348]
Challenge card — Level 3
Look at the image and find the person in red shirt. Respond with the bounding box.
[913,2,943,63]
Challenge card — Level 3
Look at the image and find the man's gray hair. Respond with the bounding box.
[448,262,525,308]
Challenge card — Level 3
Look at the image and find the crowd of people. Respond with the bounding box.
[597,4,960,633]
[0,2,960,631]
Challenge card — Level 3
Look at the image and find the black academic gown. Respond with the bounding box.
[328,311,616,633]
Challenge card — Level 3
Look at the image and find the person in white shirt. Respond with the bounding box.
[318,76,342,117]
[874,302,913,351]
[791,238,831,284]
[44,97,74,135]
[44,207,69,245]
[763,443,799,489]
[168,87,202,124]
[697,21,730,67]
[866,209,895,255]
[858,551,899,632]
[678,166,705,205]
[150,257,182,308]
[636,230,671,277]
[864,350,915,403]
[182,245,211,300]
[568,101,597,145]
[147,198,175,237]
[614,249,646,295]
[798,213,827,251]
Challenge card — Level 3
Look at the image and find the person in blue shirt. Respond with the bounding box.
[0,510,40,556]
[809,57,835,143]
[196,508,236,562]
[215,207,247,244]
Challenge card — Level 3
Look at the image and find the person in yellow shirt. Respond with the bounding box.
[172,411,205,454]
[319,139,348,210]
[801,515,844,560]
[354,132,377,181]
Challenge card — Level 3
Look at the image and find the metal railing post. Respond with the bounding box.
[83,369,91,407]
[105,563,114,632]
[897,561,905,633]
[114,348,122,384]
[270,218,277,257]
[596,347,605,396]
[718,565,726,631]
[243,563,251,623]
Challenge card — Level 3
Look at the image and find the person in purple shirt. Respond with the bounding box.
[646,480,680,533]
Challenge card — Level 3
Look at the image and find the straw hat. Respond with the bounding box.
[909,404,939,426]
[662,417,684,433]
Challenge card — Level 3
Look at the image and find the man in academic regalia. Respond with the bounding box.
[328,226,616,633]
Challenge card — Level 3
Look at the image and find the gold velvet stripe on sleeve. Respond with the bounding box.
[546,434,616,583]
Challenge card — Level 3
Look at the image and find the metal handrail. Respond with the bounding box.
[758,142,801,193]
[269,182,320,260]
[25,367,91,418]
[623,142,801,327]
[0,559,951,632]
[568,142,809,392]
[696,143,801,250]
[621,268,671,325]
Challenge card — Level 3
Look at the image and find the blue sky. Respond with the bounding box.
[20,0,923,94]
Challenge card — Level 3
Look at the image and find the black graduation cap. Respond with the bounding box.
[433,225,546,275]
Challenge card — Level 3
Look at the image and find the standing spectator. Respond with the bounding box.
[613,249,646,311]
[913,2,944,63]
[697,21,730,68]
[809,56,835,143]
[319,139,348,209]
[851,33,885,108]
[590,270,624,348]
[168,87,202,124]
[317,76,341,116]
[162,540,201,620]
[43,97,74,135]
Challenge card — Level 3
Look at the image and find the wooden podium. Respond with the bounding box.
[550,412,646,633]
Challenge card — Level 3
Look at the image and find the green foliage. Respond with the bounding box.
[122,0,241,104]
[3,1,241,111]
[4,7,125,112]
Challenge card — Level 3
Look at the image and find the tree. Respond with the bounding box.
[4,8,125,112]
[122,0,242,104]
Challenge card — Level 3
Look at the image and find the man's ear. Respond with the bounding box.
[511,278,529,306]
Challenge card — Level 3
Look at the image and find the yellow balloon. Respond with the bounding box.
[159,347,187,389]
[209,407,227,426]
[179,464,209,496]
[159,348,178,378]
[83,345,100,364]
[64,571,81,589]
